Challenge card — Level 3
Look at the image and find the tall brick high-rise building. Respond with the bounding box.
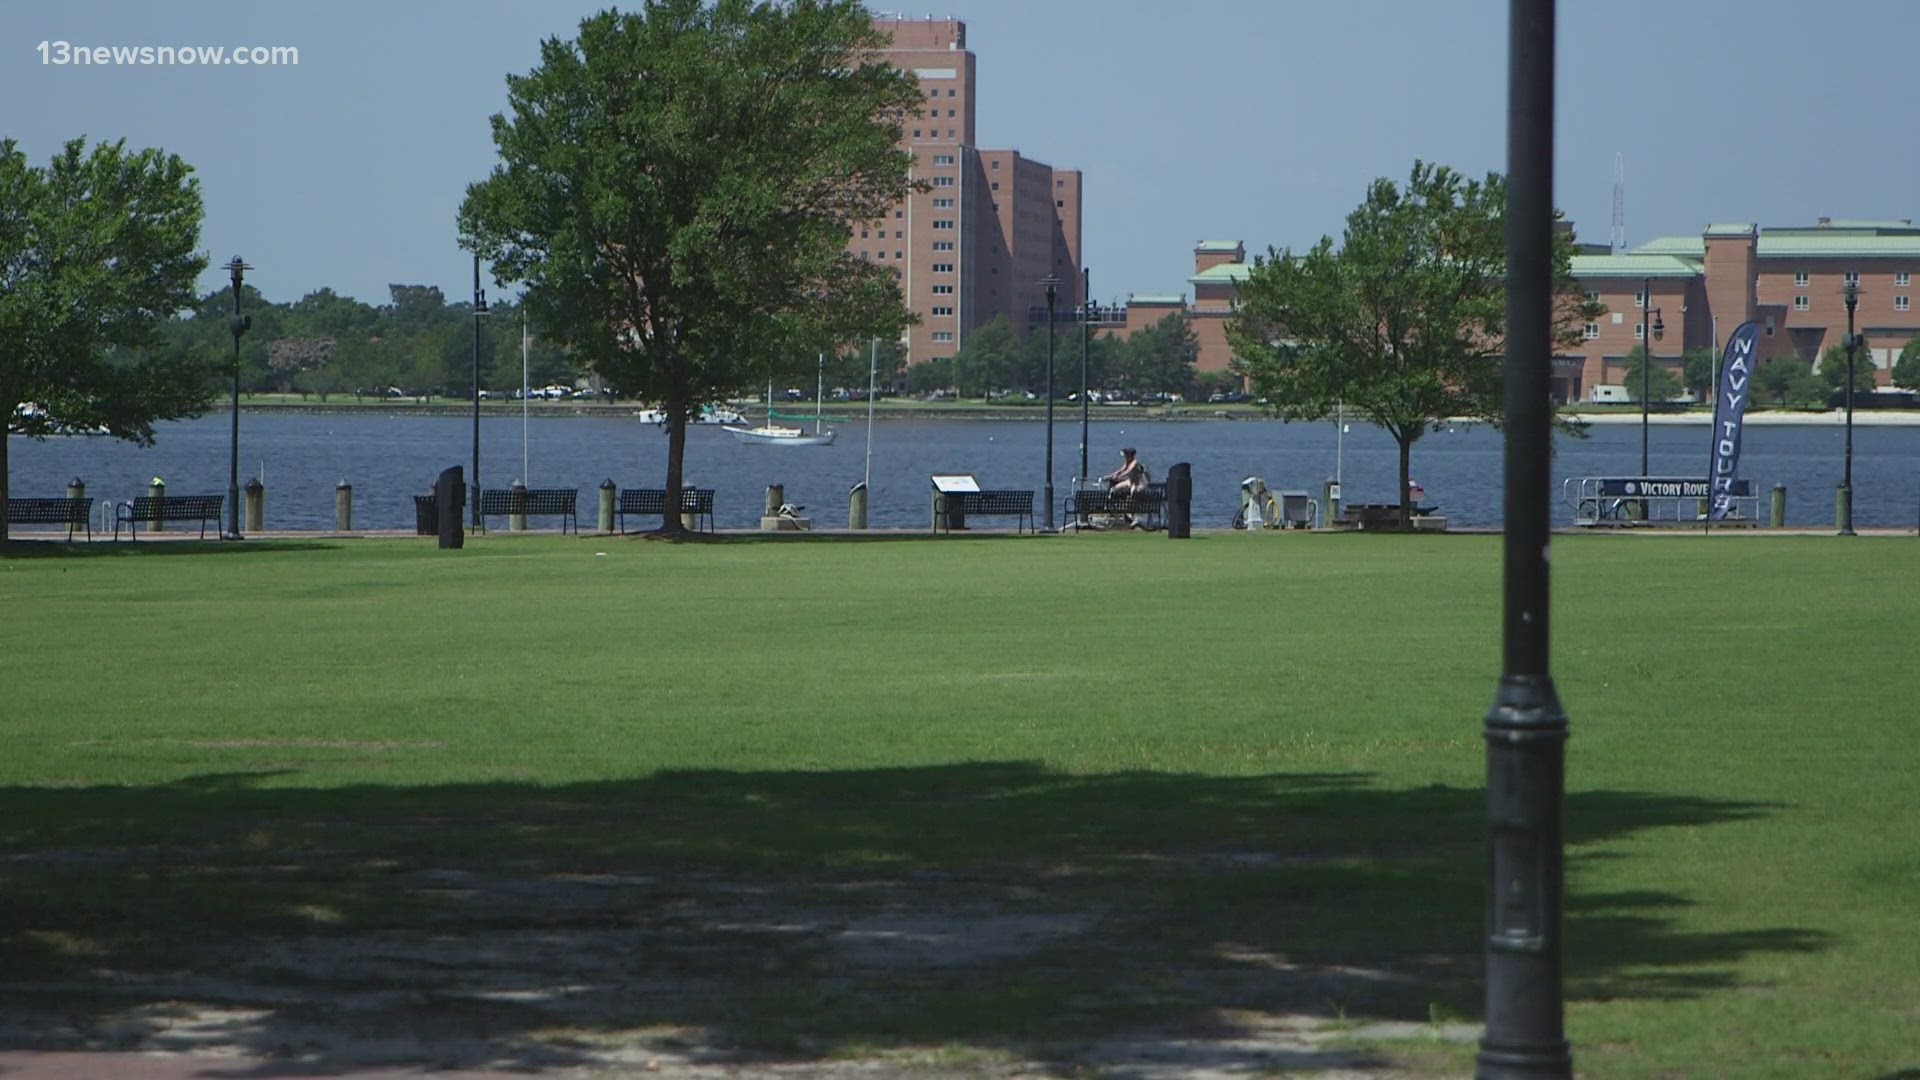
[854,16,1082,368]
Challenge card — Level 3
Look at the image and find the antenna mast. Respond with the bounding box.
[1611,153,1626,254]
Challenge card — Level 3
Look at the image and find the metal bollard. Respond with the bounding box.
[244,477,264,533]
[1166,462,1192,539]
[67,476,85,502]
[765,483,784,518]
[150,477,166,533]
[849,482,868,530]
[509,478,528,532]
[1771,484,1786,528]
[336,482,353,532]
[1324,478,1341,528]
[598,479,616,533]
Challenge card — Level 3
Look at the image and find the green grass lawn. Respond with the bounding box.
[1,533,1915,1077]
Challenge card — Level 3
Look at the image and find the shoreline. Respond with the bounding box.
[220,402,1920,426]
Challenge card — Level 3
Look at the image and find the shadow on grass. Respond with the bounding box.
[0,539,337,559]
[0,765,1822,1074]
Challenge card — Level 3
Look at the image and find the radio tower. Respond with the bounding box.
[1611,153,1626,254]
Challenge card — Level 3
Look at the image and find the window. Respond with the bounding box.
[932,176,954,187]
[947,109,955,117]
[894,230,903,238]
[1794,270,1809,287]
[1899,295,1912,312]
[1057,179,1064,188]
[991,160,999,170]
[933,241,953,251]
[932,198,953,208]
[1794,295,1809,311]
[895,251,902,260]
[1898,271,1911,287]
[931,331,954,342]
[990,182,999,190]
[1056,200,1064,208]
[859,251,869,260]
[1765,316,1775,336]
[947,88,955,97]
[860,230,868,238]
[1634,290,1646,307]
[1582,322,1599,340]
[947,129,954,138]
[896,211,903,218]
[932,154,954,166]
[1845,270,1860,286]
[875,251,886,260]
[1583,290,1600,304]
[932,219,954,230]
[1634,323,1645,340]
[932,263,953,273]
[930,306,954,316]
[913,130,921,139]
[931,284,953,294]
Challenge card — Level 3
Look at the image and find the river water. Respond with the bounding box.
[9,412,1920,531]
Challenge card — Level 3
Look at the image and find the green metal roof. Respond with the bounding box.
[1128,293,1186,305]
[1799,218,1916,232]
[1194,240,1243,253]
[1633,236,1707,257]
[1188,262,1252,285]
[1756,235,1920,258]
[1704,222,1756,237]
[1569,254,1704,279]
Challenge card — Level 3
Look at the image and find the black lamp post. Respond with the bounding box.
[471,254,489,533]
[1638,277,1665,479]
[1042,273,1060,533]
[1479,1,1572,1077]
[1079,268,1092,486]
[225,256,252,541]
[1840,280,1861,536]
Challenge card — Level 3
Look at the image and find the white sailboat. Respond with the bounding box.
[724,356,836,446]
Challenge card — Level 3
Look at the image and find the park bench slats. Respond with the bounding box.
[114,495,223,540]
[933,490,1034,534]
[1065,482,1167,531]
[5,496,93,541]
[478,488,579,534]
[618,488,714,533]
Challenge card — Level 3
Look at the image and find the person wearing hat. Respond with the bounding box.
[1097,446,1151,528]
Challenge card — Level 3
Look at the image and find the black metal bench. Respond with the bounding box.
[618,488,715,533]
[6,497,94,541]
[1065,482,1167,531]
[479,488,579,534]
[114,495,223,540]
[933,490,1035,534]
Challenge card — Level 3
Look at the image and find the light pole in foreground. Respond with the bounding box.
[225,256,252,541]
[1479,0,1572,1077]
[1839,279,1861,536]
[1042,273,1060,533]
[471,255,489,532]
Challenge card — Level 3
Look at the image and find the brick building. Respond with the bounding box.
[1096,241,1249,374]
[857,17,1082,366]
[1566,218,1920,403]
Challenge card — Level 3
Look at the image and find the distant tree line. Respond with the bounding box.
[909,311,1231,400]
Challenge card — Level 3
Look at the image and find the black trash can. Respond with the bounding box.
[1166,461,1192,539]
[413,494,437,536]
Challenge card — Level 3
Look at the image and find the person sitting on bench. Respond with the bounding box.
[1098,447,1151,528]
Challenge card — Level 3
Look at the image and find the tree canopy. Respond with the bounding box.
[457,0,922,533]
[1893,335,1920,392]
[1226,160,1597,528]
[1619,346,1685,403]
[1,137,212,538]
[1754,356,1828,408]
[1817,343,1879,395]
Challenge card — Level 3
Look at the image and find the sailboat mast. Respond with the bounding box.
[521,311,529,484]
[864,338,877,493]
[816,353,825,436]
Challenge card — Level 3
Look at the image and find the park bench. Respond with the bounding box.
[1065,482,1167,531]
[1341,503,1439,531]
[618,488,715,533]
[6,496,94,541]
[114,494,224,540]
[479,488,579,534]
[932,489,1035,534]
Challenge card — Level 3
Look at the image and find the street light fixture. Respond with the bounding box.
[1840,280,1862,536]
[471,254,489,533]
[1638,277,1665,480]
[1041,273,1060,533]
[225,256,252,541]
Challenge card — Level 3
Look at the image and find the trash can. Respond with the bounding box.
[1166,462,1192,539]
[414,494,437,535]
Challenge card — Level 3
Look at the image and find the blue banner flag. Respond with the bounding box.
[1708,322,1763,521]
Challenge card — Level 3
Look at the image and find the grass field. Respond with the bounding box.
[2,532,1915,1077]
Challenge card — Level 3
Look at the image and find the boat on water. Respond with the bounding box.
[635,405,748,427]
[725,363,835,446]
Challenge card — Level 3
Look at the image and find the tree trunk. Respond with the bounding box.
[0,404,10,543]
[1397,434,1413,533]
[659,391,689,538]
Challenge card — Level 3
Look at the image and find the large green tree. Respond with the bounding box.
[1682,347,1717,402]
[1893,334,1920,392]
[1,138,212,539]
[948,315,1018,400]
[1817,343,1879,395]
[1227,161,1597,529]
[1618,346,1685,403]
[1117,312,1200,394]
[458,1,921,534]
[1755,356,1828,408]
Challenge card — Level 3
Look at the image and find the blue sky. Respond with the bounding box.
[5,0,1915,306]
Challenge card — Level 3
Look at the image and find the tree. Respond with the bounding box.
[1893,335,1920,392]
[459,1,921,535]
[1618,346,1684,403]
[1817,343,1878,395]
[1682,347,1717,402]
[948,315,1018,399]
[823,336,904,395]
[0,137,213,540]
[1117,312,1200,394]
[1227,160,1597,530]
[1754,356,1828,408]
